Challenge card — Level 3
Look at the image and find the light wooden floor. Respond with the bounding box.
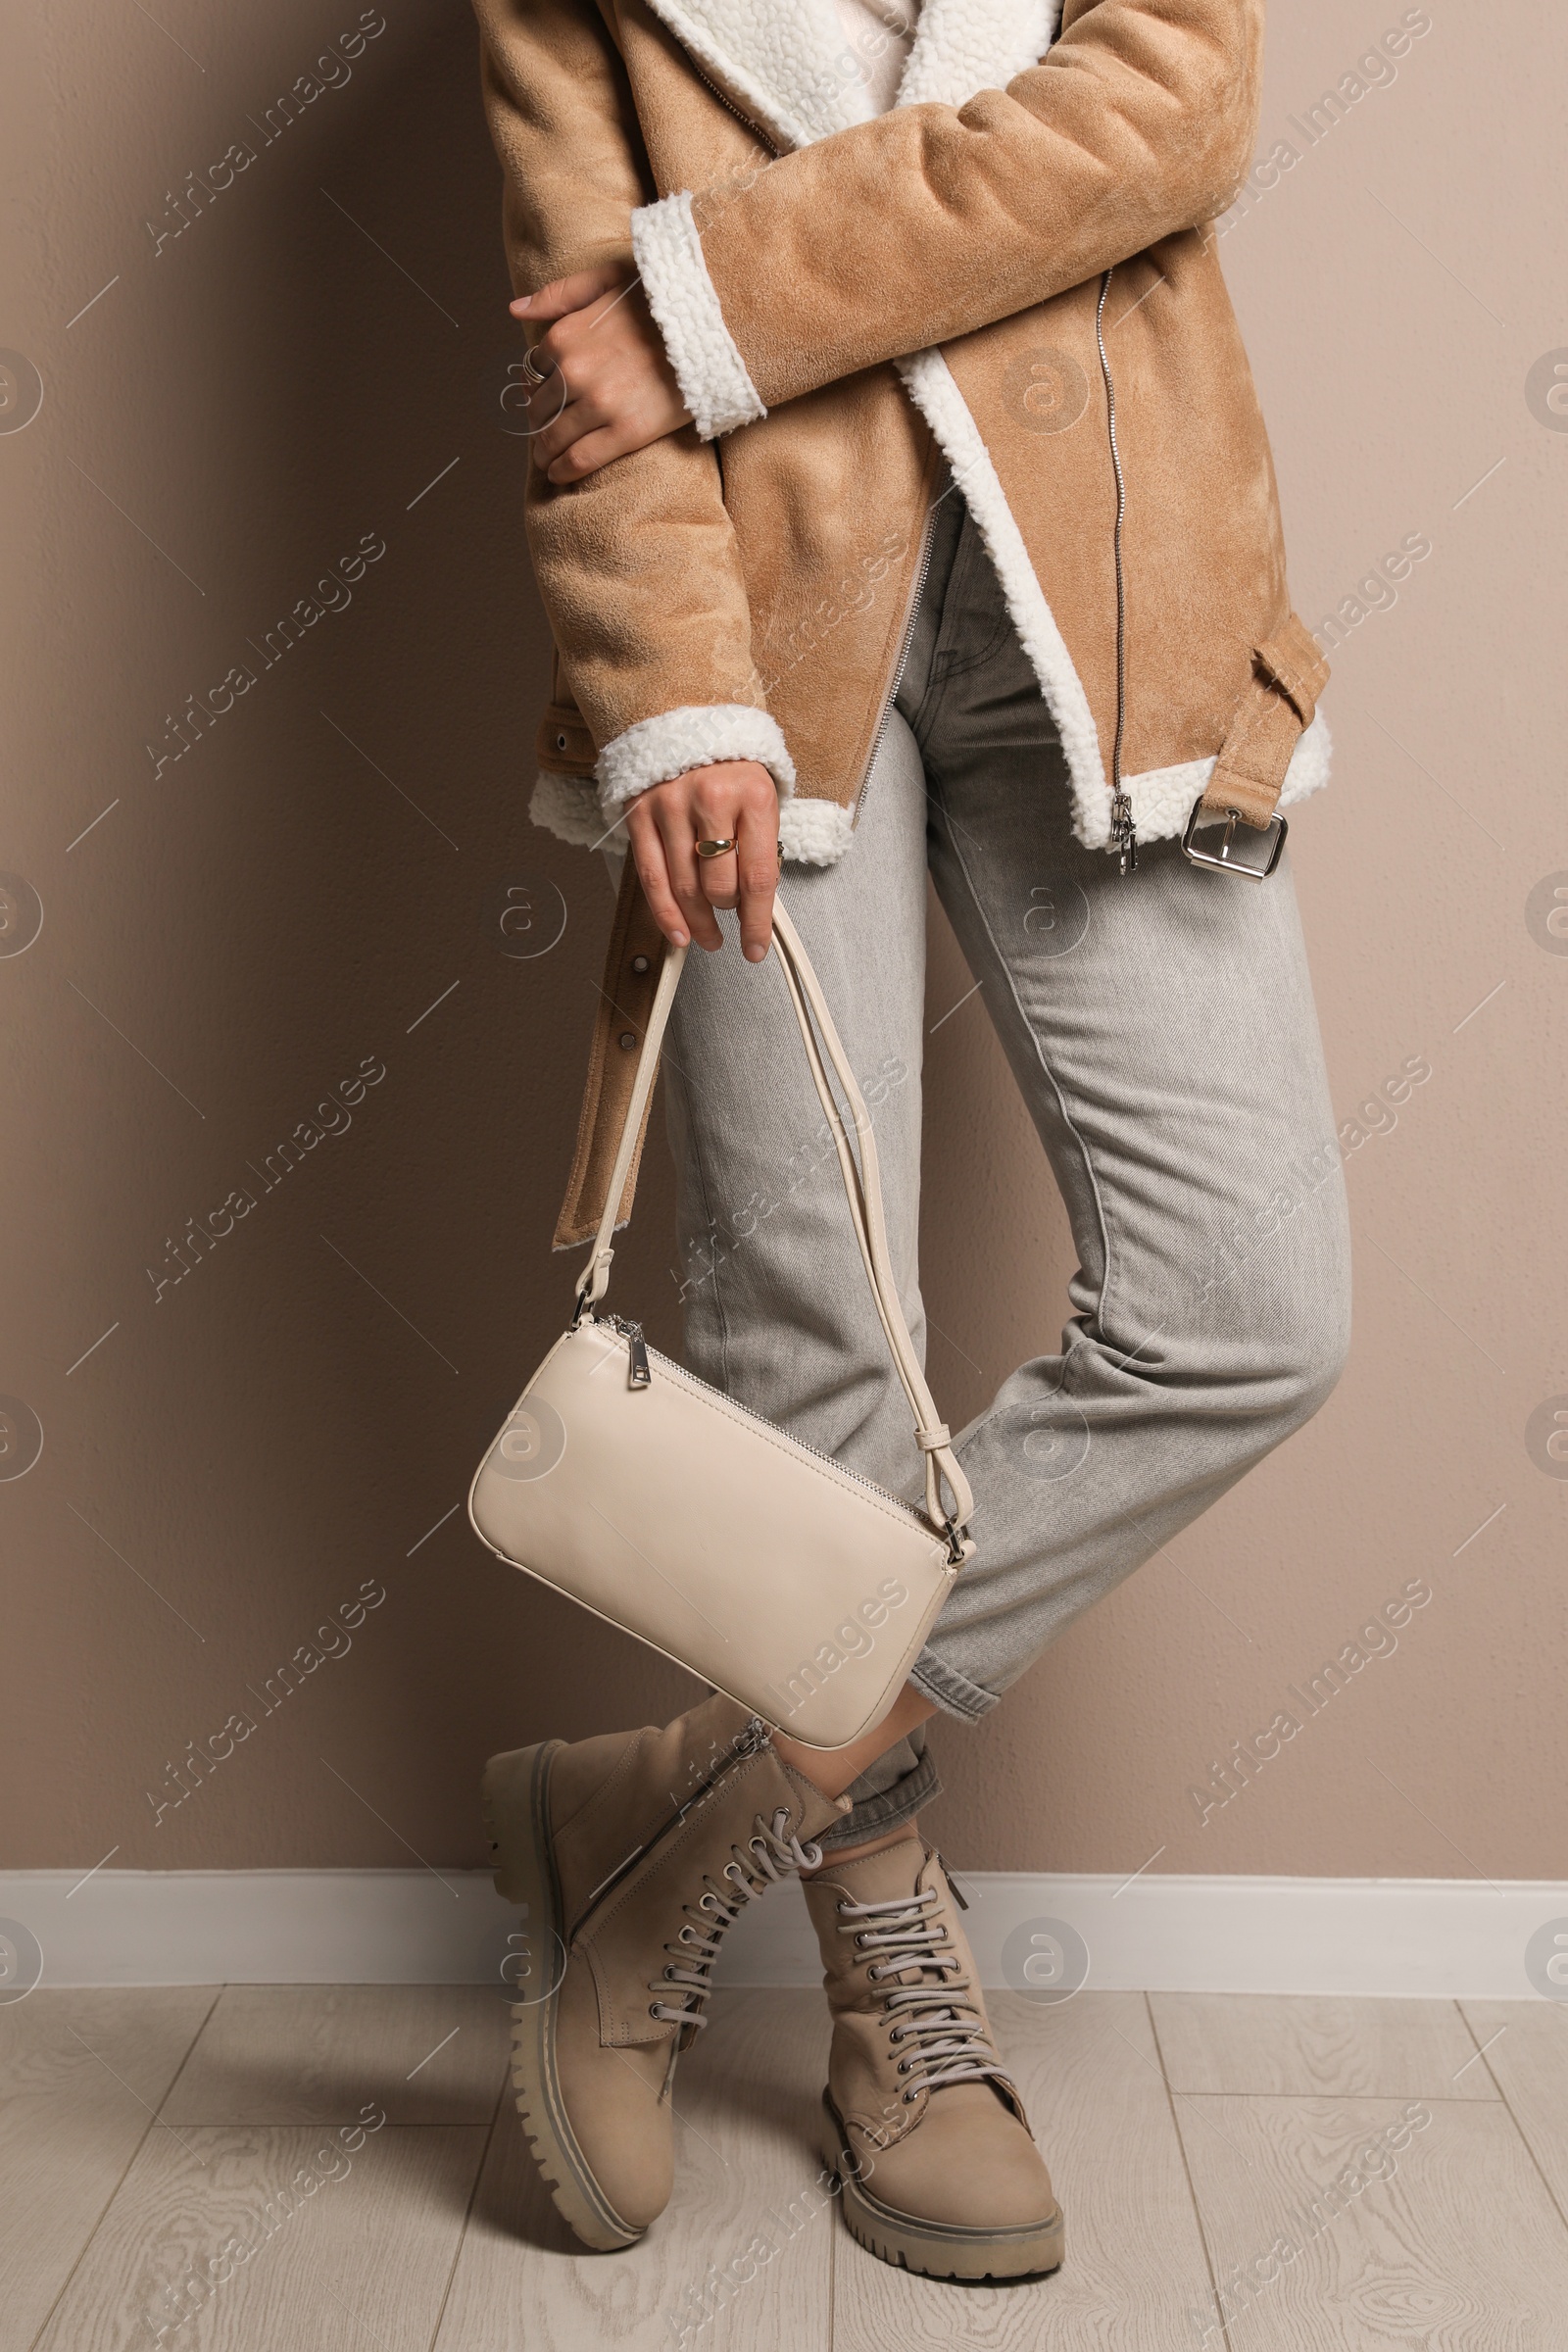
[5,1983,1568,2349]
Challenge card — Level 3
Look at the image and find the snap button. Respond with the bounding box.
[618,1031,637,1051]
[630,954,650,975]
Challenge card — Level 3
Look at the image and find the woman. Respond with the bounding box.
[471,0,1350,2280]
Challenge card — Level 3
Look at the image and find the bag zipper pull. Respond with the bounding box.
[598,1312,651,1387]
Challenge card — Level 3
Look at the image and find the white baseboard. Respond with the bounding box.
[6,1871,1565,1999]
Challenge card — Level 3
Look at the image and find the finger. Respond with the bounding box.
[517,375,572,453]
[655,796,723,951]
[624,805,690,950]
[694,844,739,911]
[690,784,743,911]
[544,422,639,484]
[734,806,779,964]
[528,394,604,471]
[510,266,624,322]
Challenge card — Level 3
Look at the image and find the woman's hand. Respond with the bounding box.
[512,267,690,484]
[621,762,779,960]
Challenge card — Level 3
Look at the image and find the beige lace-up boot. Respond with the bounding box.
[804,1835,1065,2279]
[484,1692,848,2249]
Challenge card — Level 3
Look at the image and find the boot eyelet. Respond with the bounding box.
[903,2088,918,2104]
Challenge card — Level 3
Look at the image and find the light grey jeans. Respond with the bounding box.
[659,479,1352,1848]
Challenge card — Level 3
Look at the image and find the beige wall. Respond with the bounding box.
[2,0,1562,1884]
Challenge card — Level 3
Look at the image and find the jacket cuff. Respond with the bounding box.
[595,704,796,823]
[631,192,766,442]
[529,770,605,850]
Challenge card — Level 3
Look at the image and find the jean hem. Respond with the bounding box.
[908,1647,999,1725]
[814,1748,944,1851]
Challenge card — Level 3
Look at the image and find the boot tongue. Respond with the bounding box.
[802,1833,930,1970]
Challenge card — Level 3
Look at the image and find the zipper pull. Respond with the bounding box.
[1110,791,1138,877]
[935,1848,971,1910]
[624,1322,650,1390]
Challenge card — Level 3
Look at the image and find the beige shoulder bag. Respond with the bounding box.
[467,902,973,1751]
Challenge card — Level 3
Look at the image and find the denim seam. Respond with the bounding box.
[929,606,1015,683]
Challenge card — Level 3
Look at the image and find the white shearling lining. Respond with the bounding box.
[778,795,855,864]
[896,0,1060,109]
[596,703,797,818]
[898,349,1109,839]
[632,194,767,443]
[639,0,1058,151]
[529,770,606,850]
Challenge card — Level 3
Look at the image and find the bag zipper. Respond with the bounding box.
[585,1314,946,1539]
[1095,267,1135,875]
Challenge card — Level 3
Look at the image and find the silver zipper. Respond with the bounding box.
[690,57,779,153]
[1095,267,1135,875]
[856,492,939,823]
[585,1314,945,1538]
[567,1712,772,1942]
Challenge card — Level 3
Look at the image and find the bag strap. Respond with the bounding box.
[572,905,973,1548]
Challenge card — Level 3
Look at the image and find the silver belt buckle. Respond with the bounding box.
[1182,795,1288,880]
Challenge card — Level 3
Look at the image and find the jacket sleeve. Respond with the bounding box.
[630,0,1263,429]
[473,0,794,830]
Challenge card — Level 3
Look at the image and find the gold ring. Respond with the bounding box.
[695,837,737,859]
[518,345,552,388]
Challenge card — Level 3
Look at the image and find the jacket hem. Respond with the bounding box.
[1121,711,1333,846]
[630,192,767,442]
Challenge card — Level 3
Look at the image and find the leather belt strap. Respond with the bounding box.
[553,856,667,1251]
[1199,612,1329,829]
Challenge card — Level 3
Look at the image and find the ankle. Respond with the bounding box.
[802,1819,920,1876]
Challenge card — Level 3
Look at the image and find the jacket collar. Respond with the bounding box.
[642,0,1060,152]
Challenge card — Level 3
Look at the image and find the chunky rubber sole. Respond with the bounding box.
[482,1741,645,2253]
[819,2092,1065,2282]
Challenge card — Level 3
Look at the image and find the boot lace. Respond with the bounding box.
[837,1885,1009,2103]
[647,1808,821,2031]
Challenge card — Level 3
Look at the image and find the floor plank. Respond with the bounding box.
[1173,2092,1568,2349]
[1458,1999,1568,2213]
[831,1990,1220,2351]
[1149,1993,1496,2101]
[162,1984,513,2126]
[32,2123,488,2352]
[435,1987,833,2351]
[0,1985,218,2352]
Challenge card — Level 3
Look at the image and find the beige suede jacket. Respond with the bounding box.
[471,0,1333,1236]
